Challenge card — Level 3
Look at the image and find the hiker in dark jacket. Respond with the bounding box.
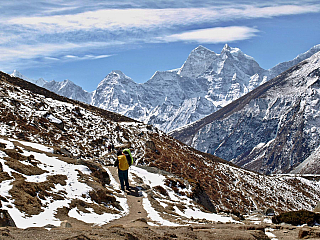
[114,150,130,191]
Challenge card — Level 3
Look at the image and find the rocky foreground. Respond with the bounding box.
[1,218,320,239]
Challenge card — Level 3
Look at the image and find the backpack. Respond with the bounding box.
[117,154,129,170]
[122,149,133,166]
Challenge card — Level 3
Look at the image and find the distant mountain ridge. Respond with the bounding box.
[11,70,47,87]
[43,79,93,104]
[11,44,320,133]
[171,50,320,175]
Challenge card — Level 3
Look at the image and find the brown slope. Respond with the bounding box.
[0,71,135,123]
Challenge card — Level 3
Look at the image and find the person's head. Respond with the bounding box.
[117,150,123,156]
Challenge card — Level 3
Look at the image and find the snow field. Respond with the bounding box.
[0,138,128,228]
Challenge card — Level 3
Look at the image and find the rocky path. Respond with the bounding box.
[104,166,149,227]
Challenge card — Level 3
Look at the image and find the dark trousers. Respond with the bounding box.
[118,169,129,190]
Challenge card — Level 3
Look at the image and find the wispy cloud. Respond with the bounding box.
[1,41,118,61]
[0,41,117,72]
[1,2,320,71]
[63,54,111,60]
[6,5,320,33]
[159,26,259,44]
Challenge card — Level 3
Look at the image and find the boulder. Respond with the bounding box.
[189,181,216,213]
[64,234,91,240]
[0,210,16,227]
[54,147,73,158]
[0,228,12,238]
[89,189,117,207]
[298,228,320,239]
[77,160,110,186]
[265,208,275,216]
[314,202,320,213]
[272,210,320,226]
[146,141,156,151]
[60,220,72,228]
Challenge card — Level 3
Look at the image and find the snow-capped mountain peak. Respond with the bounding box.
[221,43,231,52]
[42,79,93,104]
[36,77,47,86]
[11,70,47,87]
[110,70,127,78]
[11,69,25,79]
[98,70,134,87]
[194,45,215,54]
[178,45,217,78]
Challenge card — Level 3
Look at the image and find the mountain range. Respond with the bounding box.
[10,44,320,176]
[12,44,320,133]
[1,71,320,231]
[171,49,320,175]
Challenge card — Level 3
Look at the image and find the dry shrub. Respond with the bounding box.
[4,158,47,176]
[164,178,186,194]
[272,210,320,226]
[153,185,169,196]
[78,160,110,186]
[47,174,67,186]
[69,199,120,215]
[69,199,91,213]
[0,172,13,183]
[4,149,26,161]
[89,189,117,206]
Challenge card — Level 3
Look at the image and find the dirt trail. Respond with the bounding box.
[105,166,149,228]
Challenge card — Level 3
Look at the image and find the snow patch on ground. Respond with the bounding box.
[14,139,54,153]
[130,166,235,225]
[0,138,128,228]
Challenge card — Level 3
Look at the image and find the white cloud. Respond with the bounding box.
[0,42,117,62]
[1,3,319,71]
[93,55,111,59]
[160,26,259,43]
[44,56,59,61]
[63,54,111,60]
[64,55,77,59]
[5,4,320,34]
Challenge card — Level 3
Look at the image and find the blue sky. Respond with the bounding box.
[1,0,320,91]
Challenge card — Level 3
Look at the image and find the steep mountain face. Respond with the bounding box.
[1,71,320,228]
[171,51,320,175]
[92,45,269,132]
[269,44,320,78]
[43,79,93,104]
[92,70,143,115]
[178,45,219,78]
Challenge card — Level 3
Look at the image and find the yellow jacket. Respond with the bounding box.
[118,154,129,171]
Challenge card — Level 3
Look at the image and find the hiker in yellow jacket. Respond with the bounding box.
[114,149,131,191]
